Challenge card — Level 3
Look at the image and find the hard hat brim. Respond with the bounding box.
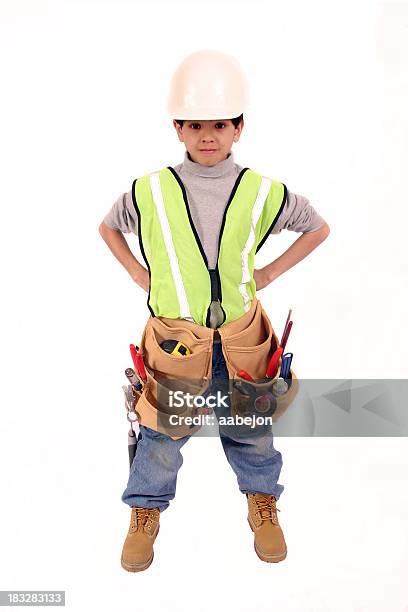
[168,106,247,121]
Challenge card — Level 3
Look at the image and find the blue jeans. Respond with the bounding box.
[121,341,284,511]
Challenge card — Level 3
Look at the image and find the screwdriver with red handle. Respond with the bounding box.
[130,344,147,382]
[265,346,283,378]
[237,370,254,381]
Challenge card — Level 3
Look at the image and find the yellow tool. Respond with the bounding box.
[160,339,191,357]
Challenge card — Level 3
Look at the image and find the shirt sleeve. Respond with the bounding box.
[103,190,138,235]
[270,188,326,234]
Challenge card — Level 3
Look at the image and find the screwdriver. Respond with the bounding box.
[130,344,147,382]
[265,347,283,378]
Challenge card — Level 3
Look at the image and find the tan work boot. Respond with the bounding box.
[121,506,160,572]
[247,493,287,563]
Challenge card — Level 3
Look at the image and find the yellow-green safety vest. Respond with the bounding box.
[132,166,286,327]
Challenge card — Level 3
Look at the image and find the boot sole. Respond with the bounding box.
[247,517,287,563]
[121,525,160,573]
[121,551,154,573]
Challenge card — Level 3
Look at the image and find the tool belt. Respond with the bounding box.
[132,297,298,440]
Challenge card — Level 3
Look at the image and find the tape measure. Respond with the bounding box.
[160,339,191,357]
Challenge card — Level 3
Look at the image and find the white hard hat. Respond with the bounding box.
[167,49,250,120]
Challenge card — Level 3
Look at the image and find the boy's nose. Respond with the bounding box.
[201,135,216,143]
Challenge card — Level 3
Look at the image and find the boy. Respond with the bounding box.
[99,50,330,572]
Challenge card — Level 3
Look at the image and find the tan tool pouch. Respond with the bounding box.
[132,369,210,439]
[134,315,214,440]
[133,298,298,438]
[219,298,299,420]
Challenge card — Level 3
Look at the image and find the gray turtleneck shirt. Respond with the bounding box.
[103,150,326,328]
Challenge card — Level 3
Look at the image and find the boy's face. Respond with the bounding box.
[173,118,244,166]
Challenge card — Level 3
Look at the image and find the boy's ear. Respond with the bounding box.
[233,117,244,142]
[173,119,184,142]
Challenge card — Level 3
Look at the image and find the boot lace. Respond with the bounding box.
[253,494,280,525]
[131,507,159,532]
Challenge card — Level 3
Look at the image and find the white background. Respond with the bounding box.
[1,0,408,610]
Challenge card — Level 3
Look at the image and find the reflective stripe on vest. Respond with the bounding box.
[132,166,286,326]
[239,176,272,311]
[149,172,194,322]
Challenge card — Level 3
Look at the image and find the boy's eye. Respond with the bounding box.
[190,122,226,129]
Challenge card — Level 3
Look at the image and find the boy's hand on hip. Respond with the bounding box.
[133,268,150,292]
[253,267,272,291]
[98,223,150,292]
[253,224,331,291]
